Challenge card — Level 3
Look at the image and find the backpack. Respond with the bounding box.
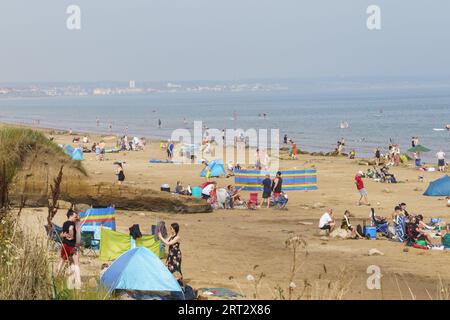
[356,224,364,238]
[129,224,142,239]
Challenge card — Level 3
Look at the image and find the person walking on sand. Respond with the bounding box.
[355,171,370,206]
[437,149,446,172]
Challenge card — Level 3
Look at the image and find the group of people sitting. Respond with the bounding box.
[118,136,146,151]
[197,173,289,210]
[318,203,450,248]
[365,166,397,183]
[318,208,364,239]
[372,204,447,247]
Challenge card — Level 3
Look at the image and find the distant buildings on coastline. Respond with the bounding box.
[0,81,288,99]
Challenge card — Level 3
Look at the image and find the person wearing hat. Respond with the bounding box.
[355,171,370,206]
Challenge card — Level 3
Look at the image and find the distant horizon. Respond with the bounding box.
[3,75,450,86]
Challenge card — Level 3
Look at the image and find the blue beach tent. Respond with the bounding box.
[100,247,182,294]
[72,149,83,161]
[200,159,226,177]
[63,145,83,161]
[423,175,450,196]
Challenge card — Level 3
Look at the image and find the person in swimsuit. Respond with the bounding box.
[159,223,182,275]
[116,162,125,185]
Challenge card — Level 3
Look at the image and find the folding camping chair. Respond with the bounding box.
[44,223,63,251]
[247,193,258,209]
[272,193,288,210]
[80,231,100,257]
[370,209,390,236]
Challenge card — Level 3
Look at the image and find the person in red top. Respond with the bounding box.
[355,171,370,206]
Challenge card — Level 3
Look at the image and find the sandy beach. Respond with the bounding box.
[10,125,449,300]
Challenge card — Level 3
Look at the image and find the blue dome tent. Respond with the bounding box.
[200,159,226,177]
[100,247,182,296]
[423,175,450,196]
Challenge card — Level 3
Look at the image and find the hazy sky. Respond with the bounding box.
[1,0,449,82]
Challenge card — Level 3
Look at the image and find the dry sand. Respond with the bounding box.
[15,127,450,300]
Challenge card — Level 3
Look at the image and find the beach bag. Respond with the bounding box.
[356,224,364,237]
[129,224,142,239]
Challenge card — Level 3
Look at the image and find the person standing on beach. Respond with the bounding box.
[272,171,283,200]
[57,209,81,289]
[355,171,370,206]
[261,174,272,208]
[437,149,446,172]
[255,148,262,170]
[291,141,298,160]
[283,134,288,144]
[167,141,174,160]
[116,162,125,185]
[374,148,381,166]
[158,223,182,275]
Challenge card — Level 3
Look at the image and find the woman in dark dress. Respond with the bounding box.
[116,162,125,185]
[158,223,182,275]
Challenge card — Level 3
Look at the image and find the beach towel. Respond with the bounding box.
[412,243,429,250]
[199,288,243,298]
[149,159,174,164]
[394,215,406,242]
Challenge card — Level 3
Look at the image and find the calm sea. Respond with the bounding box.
[0,89,448,162]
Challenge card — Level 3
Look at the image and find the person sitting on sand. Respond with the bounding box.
[175,181,191,196]
[319,209,335,233]
[370,208,387,224]
[274,191,289,209]
[412,215,434,246]
[381,166,396,183]
[349,149,356,159]
[398,202,409,218]
[341,210,363,239]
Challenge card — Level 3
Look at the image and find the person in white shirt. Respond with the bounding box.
[201,182,216,200]
[436,150,446,172]
[318,209,335,232]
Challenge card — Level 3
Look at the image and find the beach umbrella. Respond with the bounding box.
[407,145,431,153]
